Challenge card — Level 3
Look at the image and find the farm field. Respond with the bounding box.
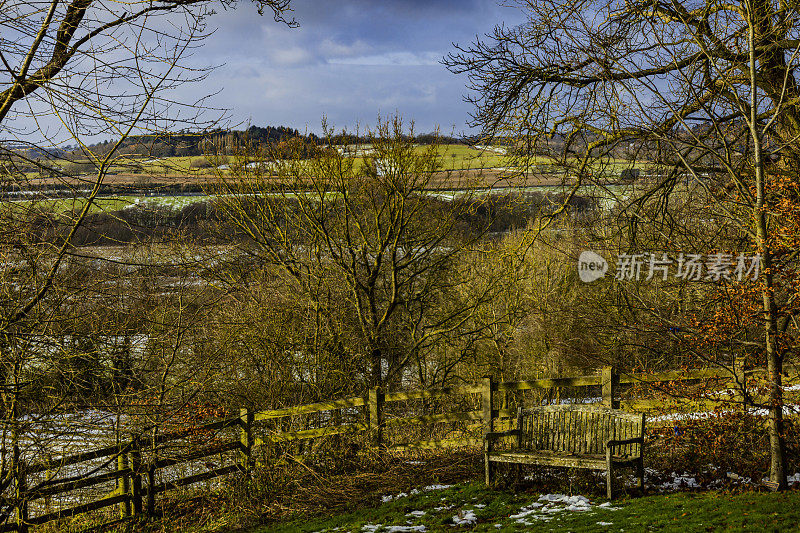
[7,194,207,215]
[26,145,509,181]
[20,145,645,188]
[254,482,800,533]
[6,181,639,215]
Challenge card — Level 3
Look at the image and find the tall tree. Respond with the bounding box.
[0,1,295,525]
[0,0,294,334]
[208,118,519,390]
[445,0,800,489]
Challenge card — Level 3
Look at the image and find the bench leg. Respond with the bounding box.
[484,454,492,486]
[606,449,614,500]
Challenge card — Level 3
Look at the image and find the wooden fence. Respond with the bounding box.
[3,358,797,531]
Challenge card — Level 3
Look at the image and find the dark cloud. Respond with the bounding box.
[10,1,524,140]
[187,1,526,134]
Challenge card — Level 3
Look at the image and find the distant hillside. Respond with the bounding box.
[87,125,315,158]
[85,127,468,159]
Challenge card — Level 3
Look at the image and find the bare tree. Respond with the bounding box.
[0,0,295,332]
[445,0,800,489]
[0,0,295,525]
[208,117,519,390]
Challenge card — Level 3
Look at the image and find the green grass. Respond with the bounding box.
[252,483,800,532]
[5,195,205,215]
[30,146,654,180]
[146,146,516,173]
[430,145,511,170]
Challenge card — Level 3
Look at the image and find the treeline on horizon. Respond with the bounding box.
[86,125,471,159]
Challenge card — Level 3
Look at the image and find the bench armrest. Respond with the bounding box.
[485,430,520,441]
[605,437,643,448]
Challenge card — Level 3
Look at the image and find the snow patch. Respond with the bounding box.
[597,502,621,510]
[380,484,452,503]
[362,526,426,533]
[424,484,453,491]
[509,494,614,526]
[658,472,701,491]
[651,404,800,423]
[452,509,477,526]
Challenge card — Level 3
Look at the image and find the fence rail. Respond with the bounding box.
[3,358,797,531]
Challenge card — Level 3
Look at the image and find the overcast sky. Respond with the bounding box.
[188,0,524,136]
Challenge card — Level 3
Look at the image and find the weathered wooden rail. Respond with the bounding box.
[2,358,796,531]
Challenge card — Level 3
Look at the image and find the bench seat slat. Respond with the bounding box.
[488,451,643,467]
[488,451,606,469]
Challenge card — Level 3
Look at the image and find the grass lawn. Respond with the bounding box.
[253,483,800,532]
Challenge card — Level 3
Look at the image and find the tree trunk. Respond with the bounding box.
[745,6,786,490]
[370,348,382,388]
[751,12,787,488]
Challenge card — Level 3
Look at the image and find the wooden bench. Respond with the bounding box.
[485,404,645,499]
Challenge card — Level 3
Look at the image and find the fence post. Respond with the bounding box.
[734,356,747,405]
[117,446,132,519]
[369,386,384,447]
[130,437,143,516]
[14,445,28,533]
[482,376,494,486]
[239,408,254,475]
[602,366,619,409]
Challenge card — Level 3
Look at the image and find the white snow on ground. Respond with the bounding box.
[509,494,614,525]
[650,469,800,490]
[659,472,701,490]
[361,526,426,533]
[651,404,800,423]
[452,509,477,526]
[424,484,453,491]
[725,472,753,484]
[508,502,544,521]
[784,384,800,391]
[597,502,621,510]
[473,145,508,155]
[380,485,453,503]
[370,470,800,531]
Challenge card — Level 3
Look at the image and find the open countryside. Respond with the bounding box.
[1,0,799,532]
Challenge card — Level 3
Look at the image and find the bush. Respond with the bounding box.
[189,157,212,169]
[647,412,799,483]
[61,160,96,175]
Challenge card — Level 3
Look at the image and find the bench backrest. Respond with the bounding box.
[517,405,644,457]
